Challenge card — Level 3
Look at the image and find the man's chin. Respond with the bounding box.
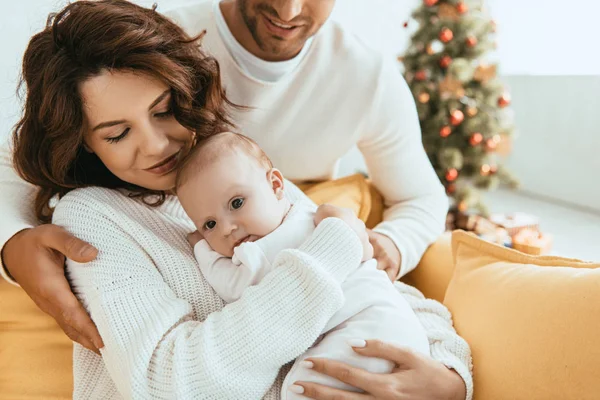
[260,40,305,60]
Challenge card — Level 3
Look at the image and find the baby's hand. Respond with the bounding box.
[187,230,204,247]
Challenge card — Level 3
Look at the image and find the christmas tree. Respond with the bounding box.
[401,0,518,215]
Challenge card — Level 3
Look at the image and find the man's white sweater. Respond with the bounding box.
[0,0,447,279]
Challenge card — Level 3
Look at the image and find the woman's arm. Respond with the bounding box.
[54,194,364,399]
[357,57,448,278]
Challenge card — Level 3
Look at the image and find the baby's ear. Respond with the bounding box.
[268,168,285,199]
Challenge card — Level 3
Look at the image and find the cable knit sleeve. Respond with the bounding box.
[358,56,448,278]
[53,192,363,400]
[0,143,37,285]
[394,282,473,400]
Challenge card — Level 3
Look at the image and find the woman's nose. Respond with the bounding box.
[140,123,169,157]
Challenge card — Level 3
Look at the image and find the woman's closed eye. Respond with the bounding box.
[230,197,244,210]
[105,107,172,144]
[154,107,173,119]
[203,220,216,231]
[106,128,130,144]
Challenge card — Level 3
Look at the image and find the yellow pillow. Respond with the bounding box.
[445,230,600,400]
[298,173,383,229]
[401,231,453,302]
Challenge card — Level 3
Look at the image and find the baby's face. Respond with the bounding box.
[178,151,287,257]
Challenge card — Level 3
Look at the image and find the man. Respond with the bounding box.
[0,0,469,398]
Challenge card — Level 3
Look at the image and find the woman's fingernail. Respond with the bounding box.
[289,385,305,394]
[347,339,367,348]
[299,360,313,369]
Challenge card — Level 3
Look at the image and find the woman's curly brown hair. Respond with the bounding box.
[12,0,235,223]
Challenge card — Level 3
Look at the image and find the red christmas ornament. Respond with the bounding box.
[403,21,409,28]
[440,126,452,138]
[469,132,483,146]
[466,36,478,47]
[415,70,428,81]
[446,168,459,182]
[456,2,468,14]
[490,165,498,174]
[446,183,456,194]
[485,138,497,151]
[439,28,454,43]
[498,93,511,107]
[439,55,452,69]
[450,110,464,126]
[424,0,439,6]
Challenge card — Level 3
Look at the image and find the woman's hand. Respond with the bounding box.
[2,225,104,353]
[293,339,466,400]
[314,204,373,262]
[368,230,401,281]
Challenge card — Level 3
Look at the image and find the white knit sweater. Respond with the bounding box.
[50,183,472,400]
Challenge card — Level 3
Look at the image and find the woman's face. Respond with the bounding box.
[80,70,194,191]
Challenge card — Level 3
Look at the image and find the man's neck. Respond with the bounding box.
[219,0,302,62]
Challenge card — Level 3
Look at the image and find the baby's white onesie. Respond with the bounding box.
[194,201,430,399]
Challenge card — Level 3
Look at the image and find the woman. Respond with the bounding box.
[10,1,470,399]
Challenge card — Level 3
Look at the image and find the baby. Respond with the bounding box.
[176,132,430,399]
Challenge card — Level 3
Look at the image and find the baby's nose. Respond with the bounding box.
[222,220,238,236]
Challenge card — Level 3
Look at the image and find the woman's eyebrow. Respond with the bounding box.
[92,90,171,131]
[147,89,171,110]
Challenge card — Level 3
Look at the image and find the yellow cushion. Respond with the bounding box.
[445,230,600,400]
[401,231,453,302]
[298,173,376,227]
[0,280,72,399]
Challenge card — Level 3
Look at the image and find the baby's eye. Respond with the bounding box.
[204,220,216,231]
[231,198,244,210]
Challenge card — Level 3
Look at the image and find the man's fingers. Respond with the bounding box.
[305,357,385,393]
[42,225,98,263]
[352,340,418,367]
[293,381,372,400]
[53,290,104,350]
[60,322,100,354]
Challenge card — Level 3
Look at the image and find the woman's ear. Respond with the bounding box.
[268,168,285,199]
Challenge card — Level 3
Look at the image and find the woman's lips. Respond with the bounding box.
[262,14,302,38]
[145,152,179,175]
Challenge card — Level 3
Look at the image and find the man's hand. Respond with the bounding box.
[368,230,401,281]
[2,225,104,353]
